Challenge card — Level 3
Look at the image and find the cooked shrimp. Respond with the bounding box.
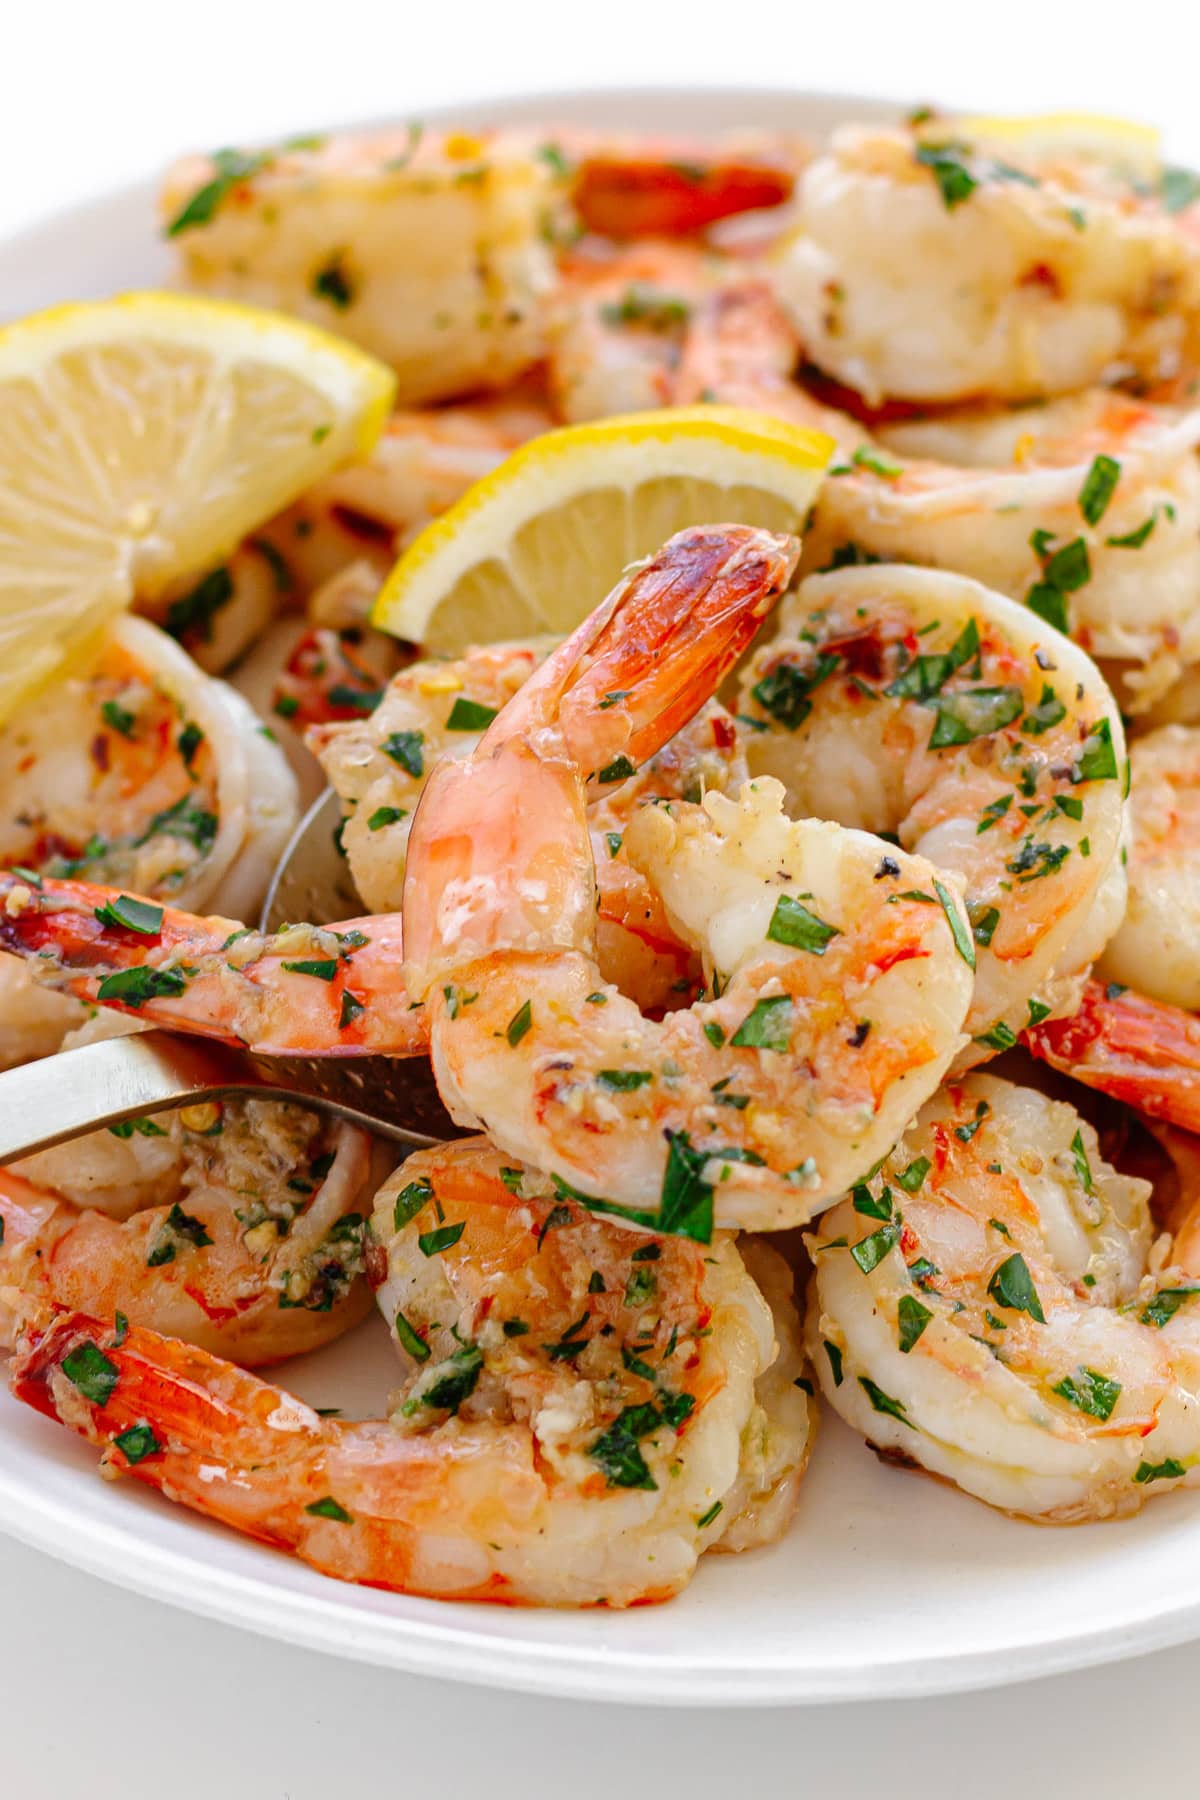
[10,1136,812,1607]
[549,247,865,448]
[310,640,745,1012]
[807,1072,1200,1521]
[162,129,555,405]
[403,526,973,1232]
[0,612,297,920]
[0,873,417,1057]
[0,1104,383,1363]
[548,241,714,423]
[738,564,1128,1058]
[808,391,1200,711]
[777,121,1200,405]
[672,276,869,456]
[1094,726,1200,1005]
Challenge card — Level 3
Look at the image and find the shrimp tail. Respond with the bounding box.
[12,1307,320,1550]
[1024,978,1200,1134]
[572,143,796,238]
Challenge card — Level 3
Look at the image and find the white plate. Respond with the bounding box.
[4,85,1200,1708]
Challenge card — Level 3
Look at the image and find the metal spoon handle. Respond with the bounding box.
[0,1031,442,1164]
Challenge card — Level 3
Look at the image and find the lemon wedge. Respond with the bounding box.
[938,112,1161,181]
[0,291,395,722]
[371,406,832,650]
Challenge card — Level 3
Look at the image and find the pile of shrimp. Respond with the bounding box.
[8,107,1200,1607]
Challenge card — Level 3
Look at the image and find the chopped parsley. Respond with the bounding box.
[766,893,840,954]
[445,696,498,731]
[95,965,188,1008]
[986,1252,1045,1323]
[1052,1366,1121,1421]
[897,1294,932,1353]
[382,729,424,778]
[730,994,793,1051]
[1078,454,1121,526]
[93,895,164,936]
[61,1342,119,1407]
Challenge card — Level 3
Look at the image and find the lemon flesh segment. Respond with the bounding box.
[939,112,1162,179]
[372,406,833,652]
[0,292,395,723]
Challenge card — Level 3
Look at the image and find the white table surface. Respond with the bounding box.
[6,4,1200,1793]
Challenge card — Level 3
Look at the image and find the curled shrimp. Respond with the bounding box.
[737,563,1129,1057]
[0,612,297,922]
[807,1072,1200,1521]
[1094,725,1200,1007]
[808,390,1200,713]
[162,129,555,405]
[0,526,788,1059]
[0,1104,384,1364]
[403,526,974,1232]
[777,119,1200,406]
[10,1137,812,1608]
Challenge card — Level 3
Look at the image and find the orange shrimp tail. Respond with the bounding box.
[573,143,795,238]
[1024,979,1200,1133]
[12,1307,328,1547]
[552,523,800,770]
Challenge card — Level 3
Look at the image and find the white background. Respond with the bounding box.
[5,3,1200,1793]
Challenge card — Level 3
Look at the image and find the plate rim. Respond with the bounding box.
[4,78,1199,1707]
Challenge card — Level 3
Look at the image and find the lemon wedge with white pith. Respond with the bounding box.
[0,292,395,723]
[371,407,833,651]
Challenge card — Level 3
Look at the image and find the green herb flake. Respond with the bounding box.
[280,958,339,981]
[751,651,840,729]
[730,994,793,1051]
[596,755,637,785]
[597,1069,652,1092]
[850,1218,901,1275]
[61,1342,120,1407]
[393,1177,433,1231]
[417,1221,466,1258]
[445,696,499,731]
[394,1309,431,1362]
[1072,719,1119,785]
[916,142,978,209]
[977,794,1013,834]
[90,895,165,937]
[896,1157,931,1193]
[166,147,267,236]
[898,1294,932,1353]
[1070,1129,1095,1194]
[338,990,365,1029]
[858,1375,911,1425]
[1135,1457,1186,1485]
[697,1500,724,1529]
[852,1183,893,1220]
[1023,683,1067,736]
[976,1021,1018,1051]
[382,730,424,777]
[100,699,137,738]
[506,1000,533,1047]
[934,879,975,971]
[824,1339,845,1385]
[113,1424,161,1465]
[165,566,234,641]
[928,686,1023,748]
[1140,1285,1200,1329]
[305,1496,354,1523]
[1052,1366,1121,1421]
[95,965,188,1009]
[367,805,407,831]
[986,1252,1046,1323]
[1078,454,1121,527]
[311,251,355,309]
[766,893,840,954]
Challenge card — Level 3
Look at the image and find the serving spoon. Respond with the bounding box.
[0,789,456,1164]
